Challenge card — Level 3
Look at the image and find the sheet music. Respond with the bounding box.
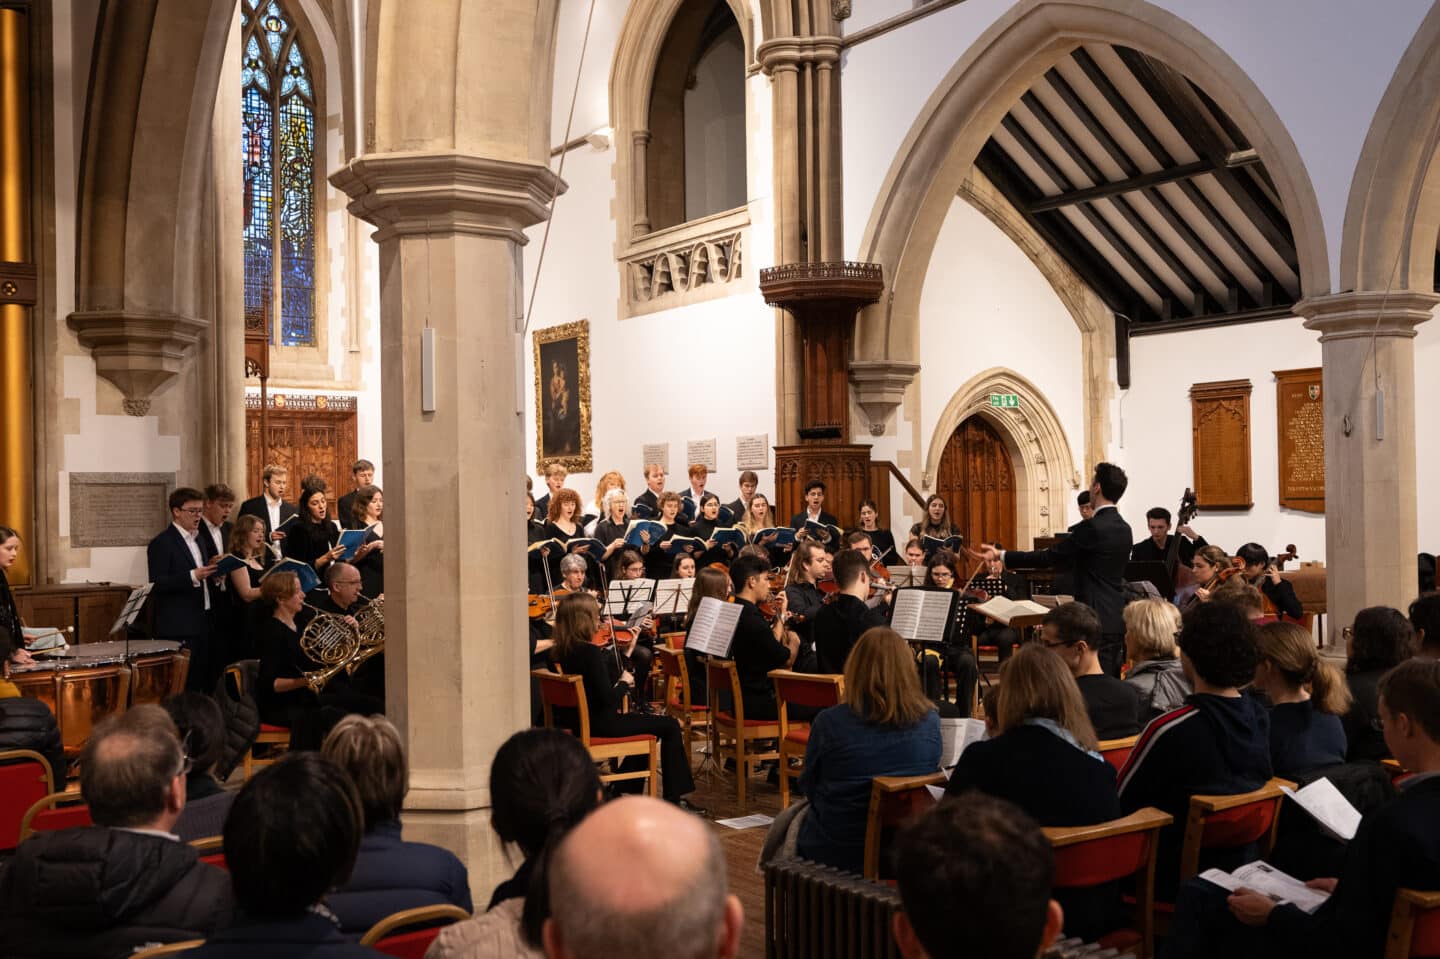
[605,579,657,617]
[110,583,155,635]
[939,717,987,768]
[891,589,952,645]
[1199,862,1330,914]
[685,596,742,657]
[652,577,695,616]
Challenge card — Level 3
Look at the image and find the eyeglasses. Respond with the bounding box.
[172,751,194,779]
[177,507,203,515]
[1041,639,1072,649]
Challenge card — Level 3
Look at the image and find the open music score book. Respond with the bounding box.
[563,538,606,558]
[605,579,656,619]
[940,717,988,769]
[337,529,368,561]
[802,520,843,546]
[710,528,747,550]
[1281,777,1362,842]
[886,566,926,587]
[685,596,743,658]
[969,595,1053,626]
[212,553,250,577]
[652,578,695,616]
[717,505,736,527]
[662,535,707,555]
[1199,861,1330,914]
[275,512,300,534]
[890,588,959,646]
[750,527,797,548]
[631,501,657,520]
[261,557,321,594]
[922,534,965,556]
[623,519,666,548]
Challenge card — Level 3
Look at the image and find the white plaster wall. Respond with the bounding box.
[1413,315,1440,553]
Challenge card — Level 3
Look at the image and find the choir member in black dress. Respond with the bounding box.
[349,485,385,599]
[856,499,897,563]
[543,488,593,585]
[224,516,268,661]
[0,526,30,670]
[736,494,792,569]
[547,592,701,810]
[641,491,693,580]
[592,488,631,567]
[910,494,958,544]
[689,493,737,567]
[283,486,344,572]
[585,471,626,534]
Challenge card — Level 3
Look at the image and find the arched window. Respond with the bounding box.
[241,0,316,348]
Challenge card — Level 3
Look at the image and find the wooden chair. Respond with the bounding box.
[360,903,472,957]
[862,772,946,880]
[0,749,54,851]
[655,646,708,762]
[533,670,658,796]
[1178,778,1292,883]
[1098,735,1139,772]
[226,660,288,779]
[769,669,844,807]
[1386,888,1440,958]
[1045,807,1174,959]
[19,791,91,841]
[706,658,780,809]
[190,834,227,869]
[128,940,205,958]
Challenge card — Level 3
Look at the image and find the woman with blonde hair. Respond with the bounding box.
[585,471,626,533]
[1252,621,1350,779]
[796,627,941,873]
[1123,598,1191,719]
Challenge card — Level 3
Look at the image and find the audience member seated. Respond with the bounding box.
[1042,602,1142,738]
[427,728,602,959]
[1170,658,1440,959]
[811,549,890,674]
[182,753,385,957]
[945,643,1121,941]
[1341,605,1416,761]
[164,692,236,842]
[321,715,472,935]
[541,796,743,959]
[1412,591,1440,659]
[1118,602,1271,899]
[1123,598,1189,720]
[0,706,233,958]
[796,627,942,873]
[893,794,1064,959]
[0,623,64,779]
[1251,622,1349,780]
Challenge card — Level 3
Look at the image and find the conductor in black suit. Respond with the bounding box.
[238,464,298,544]
[147,487,220,693]
[976,462,1134,677]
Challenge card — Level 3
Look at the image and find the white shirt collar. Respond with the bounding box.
[171,522,197,541]
[116,826,181,842]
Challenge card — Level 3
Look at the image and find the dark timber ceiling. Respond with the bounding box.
[974,44,1301,333]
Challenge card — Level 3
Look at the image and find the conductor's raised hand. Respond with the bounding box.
[967,544,1002,566]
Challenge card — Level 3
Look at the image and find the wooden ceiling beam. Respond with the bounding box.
[1026,160,1214,212]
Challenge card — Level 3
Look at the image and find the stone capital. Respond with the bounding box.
[756,35,842,75]
[1295,290,1438,342]
[66,309,210,416]
[849,359,919,435]
[330,152,567,244]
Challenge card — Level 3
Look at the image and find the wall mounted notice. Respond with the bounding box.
[736,434,769,470]
[641,443,670,472]
[686,438,718,472]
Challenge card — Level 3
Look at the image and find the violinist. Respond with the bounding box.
[670,554,697,579]
[642,492,692,580]
[812,549,890,674]
[727,554,806,722]
[1180,545,1235,610]
[608,549,657,711]
[1235,542,1304,621]
[923,550,980,713]
[903,537,926,568]
[844,529,895,609]
[959,550,1029,663]
[681,566,731,703]
[856,499,897,563]
[592,488,632,565]
[784,541,831,667]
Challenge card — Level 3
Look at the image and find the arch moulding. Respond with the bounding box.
[923,368,1080,549]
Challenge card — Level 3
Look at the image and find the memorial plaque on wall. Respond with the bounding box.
[1274,367,1324,513]
[686,439,718,472]
[736,434,770,470]
[641,443,670,473]
[1190,380,1253,510]
[69,473,174,547]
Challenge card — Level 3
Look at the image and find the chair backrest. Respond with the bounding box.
[1098,735,1138,771]
[129,939,206,958]
[20,791,92,841]
[1180,778,1290,881]
[0,750,55,851]
[661,631,686,650]
[359,904,472,954]
[190,835,227,870]
[655,647,689,710]
[863,773,946,880]
[1388,888,1440,959]
[771,670,844,710]
[532,669,591,743]
[706,659,743,722]
[1046,807,1173,888]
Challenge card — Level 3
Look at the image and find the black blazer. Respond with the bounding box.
[238,495,297,540]
[146,525,209,640]
[334,490,363,530]
[788,510,840,531]
[1004,506,1133,635]
[632,489,660,518]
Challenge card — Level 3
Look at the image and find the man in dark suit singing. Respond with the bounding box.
[147,487,219,693]
[975,462,1134,676]
[238,464,297,543]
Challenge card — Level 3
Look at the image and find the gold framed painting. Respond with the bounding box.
[533,320,593,473]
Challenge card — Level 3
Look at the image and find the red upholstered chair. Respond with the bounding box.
[533,669,658,796]
[226,660,288,779]
[19,791,91,841]
[0,749,55,851]
[862,773,946,880]
[768,669,844,807]
[128,940,205,958]
[1098,735,1139,772]
[190,834,227,870]
[706,659,780,809]
[1387,888,1440,958]
[1045,807,1174,959]
[1178,778,1291,883]
[359,904,471,958]
[655,646,708,763]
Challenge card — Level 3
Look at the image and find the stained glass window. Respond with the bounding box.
[242,0,316,348]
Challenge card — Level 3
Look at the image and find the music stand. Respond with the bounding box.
[652,578,694,618]
[605,579,656,626]
[110,583,155,667]
[1125,561,1175,602]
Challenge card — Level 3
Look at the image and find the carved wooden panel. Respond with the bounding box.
[245,397,358,500]
[1274,367,1324,513]
[936,415,1017,555]
[773,444,872,528]
[1190,379,1253,511]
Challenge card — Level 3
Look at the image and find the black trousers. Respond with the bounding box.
[592,712,695,801]
[1099,632,1126,677]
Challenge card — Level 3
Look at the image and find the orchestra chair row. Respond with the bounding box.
[706,659,780,810]
[1177,778,1291,883]
[0,749,55,851]
[360,903,472,957]
[1098,735,1139,772]
[190,834,227,870]
[1387,888,1440,959]
[862,773,946,881]
[654,646,709,762]
[19,790,91,842]
[533,669,658,797]
[769,669,844,808]
[226,660,289,780]
[1045,807,1173,959]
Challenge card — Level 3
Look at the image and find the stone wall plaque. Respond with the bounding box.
[1274,367,1324,513]
[641,443,670,473]
[736,434,770,470]
[69,473,175,547]
[685,439,718,473]
[1190,380,1253,511]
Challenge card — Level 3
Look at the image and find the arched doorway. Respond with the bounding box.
[936,415,1018,557]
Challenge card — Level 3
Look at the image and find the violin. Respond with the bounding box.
[592,618,640,649]
[527,587,575,620]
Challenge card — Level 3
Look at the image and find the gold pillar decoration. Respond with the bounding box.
[0,7,34,585]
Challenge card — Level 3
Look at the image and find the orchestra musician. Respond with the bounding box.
[903,537,926,569]
[784,541,832,669]
[608,549,658,711]
[726,554,808,722]
[923,550,979,710]
[1077,489,1094,520]
[632,463,666,519]
[725,470,759,523]
[1182,545,1234,609]
[856,499,897,563]
[812,549,890,674]
[283,486,344,572]
[958,549,1030,663]
[0,526,29,669]
[308,561,365,617]
[681,566,730,703]
[1235,542,1304,621]
[1130,506,1206,566]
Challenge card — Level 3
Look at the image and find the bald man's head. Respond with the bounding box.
[543,796,743,959]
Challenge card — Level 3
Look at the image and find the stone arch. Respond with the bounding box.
[853,0,1331,372]
[1339,2,1440,293]
[923,368,1080,548]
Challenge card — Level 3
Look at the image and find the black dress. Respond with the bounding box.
[0,569,19,648]
[227,558,266,663]
[353,529,384,600]
[256,615,382,751]
[642,520,691,581]
[862,528,898,563]
[283,518,339,569]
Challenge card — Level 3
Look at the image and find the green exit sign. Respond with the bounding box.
[990,393,1019,408]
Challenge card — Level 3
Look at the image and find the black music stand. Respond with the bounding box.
[1125,561,1175,603]
[109,583,155,667]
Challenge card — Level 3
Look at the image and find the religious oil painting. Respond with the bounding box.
[533,320,593,473]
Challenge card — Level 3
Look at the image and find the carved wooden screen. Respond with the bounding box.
[245,396,358,499]
[1274,368,1324,513]
[1190,379,1253,510]
[936,416,1017,559]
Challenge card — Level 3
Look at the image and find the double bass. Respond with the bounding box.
[1165,488,1199,596]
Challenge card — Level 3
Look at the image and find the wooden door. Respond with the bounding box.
[245,399,358,499]
[936,415,1017,558]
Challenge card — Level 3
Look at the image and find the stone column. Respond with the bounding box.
[332,153,562,893]
[1296,290,1437,644]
